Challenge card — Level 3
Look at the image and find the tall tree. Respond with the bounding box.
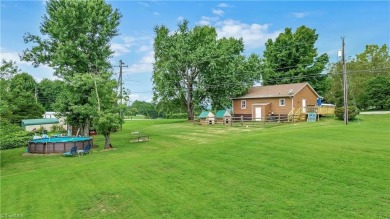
[153,20,261,119]
[362,76,390,110]
[9,73,37,94]
[326,44,390,109]
[0,61,44,124]
[262,26,329,95]
[21,0,122,147]
[22,0,121,79]
[129,100,161,119]
[347,44,390,109]
[38,79,65,111]
[0,59,20,80]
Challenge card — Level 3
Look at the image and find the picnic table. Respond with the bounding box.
[130,132,150,143]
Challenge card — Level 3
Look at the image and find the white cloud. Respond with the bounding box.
[217,3,230,8]
[1,48,56,81]
[138,45,151,52]
[111,43,131,56]
[212,9,224,16]
[215,19,282,49]
[291,12,308,18]
[129,94,140,102]
[138,2,149,7]
[122,36,135,44]
[197,16,220,26]
[111,36,136,56]
[125,51,154,74]
[177,16,185,22]
[153,12,160,16]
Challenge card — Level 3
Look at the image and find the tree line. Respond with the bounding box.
[1,0,389,145]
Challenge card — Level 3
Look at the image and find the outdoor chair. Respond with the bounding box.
[81,144,92,155]
[63,146,77,157]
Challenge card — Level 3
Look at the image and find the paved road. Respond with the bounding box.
[360,111,390,114]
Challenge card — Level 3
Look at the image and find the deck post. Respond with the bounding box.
[240,116,243,127]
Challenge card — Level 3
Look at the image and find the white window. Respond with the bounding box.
[241,100,246,109]
[279,98,286,106]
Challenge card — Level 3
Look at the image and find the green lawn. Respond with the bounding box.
[1,115,389,218]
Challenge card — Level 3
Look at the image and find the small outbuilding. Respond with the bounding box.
[198,111,215,125]
[215,110,232,125]
[21,118,60,132]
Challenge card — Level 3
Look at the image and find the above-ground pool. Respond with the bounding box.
[28,137,93,154]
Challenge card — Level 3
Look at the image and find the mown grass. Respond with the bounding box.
[1,115,389,218]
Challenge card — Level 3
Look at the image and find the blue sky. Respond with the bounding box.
[1,1,389,102]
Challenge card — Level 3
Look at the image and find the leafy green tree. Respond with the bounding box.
[5,87,45,124]
[262,26,329,95]
[0,61,44,124]
[129,100,161,119]
[347,44,390,109]
[153,20,261,119]
[21,0,122,147]
[22,0,121,79]
[326,44,390,109]
[0,59,20,80]
[9,73,37,94]
[362,76,390,110]
[38,79,65,111]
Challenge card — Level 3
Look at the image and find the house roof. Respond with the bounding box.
[198,111,214,119]
[21,118,59,127]
[215,110,231,118]
[232,82,320,99]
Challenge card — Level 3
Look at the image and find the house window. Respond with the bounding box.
[241,100,246,109]
[279,98,286,106]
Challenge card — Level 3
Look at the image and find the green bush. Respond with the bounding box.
[335,106,359,121]
[50,124,66,132]
[0,121,33,150]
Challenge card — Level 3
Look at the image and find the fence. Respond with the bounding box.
[194,114,293,128]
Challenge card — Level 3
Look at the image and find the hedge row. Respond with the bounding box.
[164,113,188,119]
[0,122,33,150]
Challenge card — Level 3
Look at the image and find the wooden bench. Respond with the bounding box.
[130,132,150,143]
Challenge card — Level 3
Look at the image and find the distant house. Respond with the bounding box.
[215,110,232,124]
[232,82,320,120]
[198,111,215,125]
[43,112,56,118]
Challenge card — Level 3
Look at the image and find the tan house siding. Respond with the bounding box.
[233,97,294,118]
[292,85,318,112]
[232,83,319,118]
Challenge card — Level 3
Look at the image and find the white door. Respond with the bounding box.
[255,107,262,121]
[302,99,307,113]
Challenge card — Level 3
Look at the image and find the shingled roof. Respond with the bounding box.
[232,82,319,99]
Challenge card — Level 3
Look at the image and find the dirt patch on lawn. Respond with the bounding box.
[22,153,60,156]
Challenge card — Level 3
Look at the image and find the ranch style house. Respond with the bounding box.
[232,82,320,120]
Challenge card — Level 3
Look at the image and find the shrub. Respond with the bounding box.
[165,113,188,119]
[335,106,359,121]
[50,124,66,132]
[0,121,33,150]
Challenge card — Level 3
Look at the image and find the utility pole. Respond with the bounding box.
[342,37,348,125]
[35,87,38,103]
[115,60,128,103]
[114,60,128,130]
